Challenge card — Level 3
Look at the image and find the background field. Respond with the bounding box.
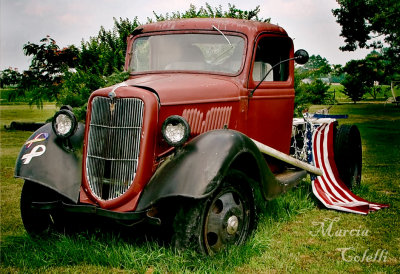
[1,102,399,273]
[327,84,394,103]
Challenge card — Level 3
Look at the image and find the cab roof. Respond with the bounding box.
[136,18,288,37]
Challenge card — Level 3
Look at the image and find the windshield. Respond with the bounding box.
[129,33,245,75]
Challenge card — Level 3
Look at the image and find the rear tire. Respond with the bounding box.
[334,124,362,189]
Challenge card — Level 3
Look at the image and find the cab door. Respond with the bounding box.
[246,35,295,154]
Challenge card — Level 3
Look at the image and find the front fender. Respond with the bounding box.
[136,129,282,211]
[15,123,84,203]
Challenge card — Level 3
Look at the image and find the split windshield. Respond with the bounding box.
[129,33,245,75]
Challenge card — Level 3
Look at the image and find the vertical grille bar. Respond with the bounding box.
[86,97,144,200]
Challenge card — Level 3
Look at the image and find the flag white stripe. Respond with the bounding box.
[311,122,388,214]
[313,124,351,205]
[319,125,369,207]
[320,125,357,203]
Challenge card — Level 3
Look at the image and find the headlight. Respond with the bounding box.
[161,115,190,147]
[52,108,77,138]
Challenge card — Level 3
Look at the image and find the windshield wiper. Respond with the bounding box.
[209,25,235,65]
[212,25,232,46]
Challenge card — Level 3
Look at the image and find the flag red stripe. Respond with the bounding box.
[313,124,356,205]
[311,122,388,214]
[318,124,366,204]
[315,125,354,204]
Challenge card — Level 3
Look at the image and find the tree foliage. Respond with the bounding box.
[0,68,24,101]
[341,59,369,103]
[341,51,389,102]
[20,36,79,107]
[23,36,79,78]
[0,68,22,88]
[301,54,332,79]
[341,74,367,103]
[151,3,269,22]
[79,17,140,75]
[332,0,400,73]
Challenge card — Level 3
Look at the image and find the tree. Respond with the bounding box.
[364,51,387,99]
[332,0,400,73]
[341,75,367,103]
[79,17,140,75]
[0,68,22,88]
[296,54,332,85]
[23,36,79,83]
[0,67,25,101]
[341,51,389,102]
[21,36,79,106]
[341,59,372,103]
[302,55,332,79]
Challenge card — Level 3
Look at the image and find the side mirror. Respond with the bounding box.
[294,49,309,65]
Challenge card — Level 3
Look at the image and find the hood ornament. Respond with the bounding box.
[108,82,128,99]
[108,91,116,100]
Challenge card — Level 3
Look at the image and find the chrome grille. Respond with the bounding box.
[86,97,144,200]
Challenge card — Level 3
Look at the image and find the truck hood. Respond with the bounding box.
[125,74,241,105]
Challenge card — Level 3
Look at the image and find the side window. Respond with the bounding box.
[252,37,291,82]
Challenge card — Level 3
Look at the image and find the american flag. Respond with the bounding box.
[311,122,389,214]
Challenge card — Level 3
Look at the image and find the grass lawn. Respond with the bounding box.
[1,103,399,273]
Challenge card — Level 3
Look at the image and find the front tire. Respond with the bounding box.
[172,170,255,254]
[20,181,61,236]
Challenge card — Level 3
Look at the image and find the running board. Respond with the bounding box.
[275,169,307,187]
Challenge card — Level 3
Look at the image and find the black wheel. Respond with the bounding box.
[20,181,61,236]
[172,170,255,254]
[334,124,362,189]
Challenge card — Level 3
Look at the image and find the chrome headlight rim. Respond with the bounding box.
[52,108,78,139]
[161,115,190,147]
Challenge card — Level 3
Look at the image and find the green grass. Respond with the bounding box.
[1,103,399,272]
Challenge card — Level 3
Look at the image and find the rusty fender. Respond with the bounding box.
[15,123,84,203]
[136,129,286,211]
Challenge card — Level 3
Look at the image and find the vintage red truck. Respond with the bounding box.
[15,18,361,254]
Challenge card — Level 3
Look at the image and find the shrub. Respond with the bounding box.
[294,79,331,116]
[58,70,129,121]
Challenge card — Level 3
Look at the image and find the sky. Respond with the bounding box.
[0,0,373,71]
